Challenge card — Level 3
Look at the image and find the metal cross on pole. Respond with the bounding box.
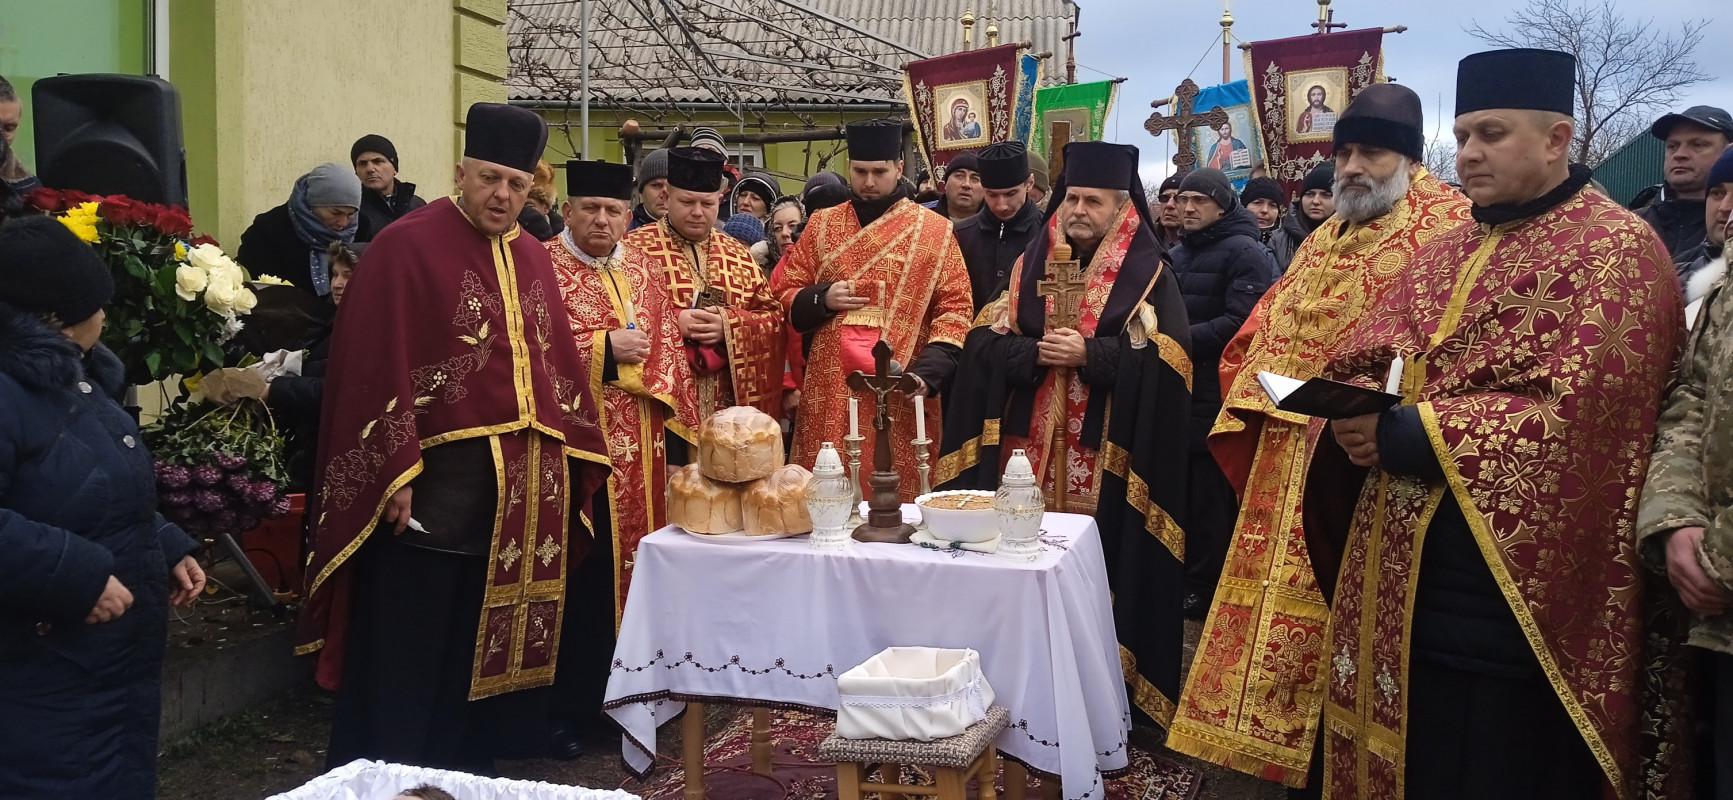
[1143,78,1230,175]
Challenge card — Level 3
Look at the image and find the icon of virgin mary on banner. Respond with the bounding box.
[903,43,1037,171]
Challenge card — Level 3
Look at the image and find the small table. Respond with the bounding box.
[603,510,1130,800]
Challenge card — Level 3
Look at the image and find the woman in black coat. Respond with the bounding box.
[0,216,205,799]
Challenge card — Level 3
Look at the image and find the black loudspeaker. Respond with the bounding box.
[32,73,186,207]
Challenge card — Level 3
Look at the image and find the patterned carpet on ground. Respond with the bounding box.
[627,708,1200,800]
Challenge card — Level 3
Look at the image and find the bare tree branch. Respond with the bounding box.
[1466,0,1711,165]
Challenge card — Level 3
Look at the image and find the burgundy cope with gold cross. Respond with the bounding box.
[1143,78,1230,173]
[846,339,920,543]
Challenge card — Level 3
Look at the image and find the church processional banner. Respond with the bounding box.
[1244,28,1384,200]
[1187,80,1261,192]
[1012,53,1043,146]
[903,43,1034,172]
[1029,79,1119,162]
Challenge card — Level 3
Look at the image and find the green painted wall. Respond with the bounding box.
[0,0,151,168]
[170,0,217,234]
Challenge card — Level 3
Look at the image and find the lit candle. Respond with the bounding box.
[914,395,927,442]
[849,397,859,438]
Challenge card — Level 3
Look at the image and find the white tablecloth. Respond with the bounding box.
[603,510,1131,800]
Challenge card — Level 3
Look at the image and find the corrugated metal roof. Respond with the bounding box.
[1592,133,1664,207]
[508,0,1073,108]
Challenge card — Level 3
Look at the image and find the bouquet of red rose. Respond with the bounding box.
[28,188,256,386]
[146,398,292,540]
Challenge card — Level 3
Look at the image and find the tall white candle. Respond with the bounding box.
[1384,355,1405,395]
[849,396,860,438]
[914,395,927,442]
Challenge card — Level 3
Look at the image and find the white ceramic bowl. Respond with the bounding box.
[914,490,999,543]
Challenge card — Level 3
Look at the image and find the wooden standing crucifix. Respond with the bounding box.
[1036,238,1087,512]
[845,339,919,543]
[1142,78,1230,174]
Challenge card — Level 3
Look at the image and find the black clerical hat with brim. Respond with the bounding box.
[1333,82,1425,162]
[666,146,726,193]
[566,159,634,201]
[463,102,547,175]
[1455,49,1576,117]
[977,141,1030,190]
[1062,141,1138,190]
[845,119,905,162]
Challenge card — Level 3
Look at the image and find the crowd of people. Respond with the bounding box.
[3,43,1733,798]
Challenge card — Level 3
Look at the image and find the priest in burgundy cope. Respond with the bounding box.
[544,158,698,753]
[297,102,611,773]
[1164,83,1472,791]
[622,147,783,420]
[1307,50,1687,799]
[772,119,975,500]
[935,141,1195,728]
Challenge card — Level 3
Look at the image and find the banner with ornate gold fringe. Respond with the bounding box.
[1243,28,1384,199]
[902,43,1029,172]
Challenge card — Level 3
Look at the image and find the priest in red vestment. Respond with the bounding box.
[1307,50,1686,799]
[772,119,975,500]
[297,103,611,773]
[1165,84,1472,789]
[935,141,1194,728]
[545,159,698,750]
[622,147,783,420]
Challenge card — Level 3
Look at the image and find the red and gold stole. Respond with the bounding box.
[624,220,784,419]
[1165,172,1468,787]
[297,198,611,699]
[992,202,1147,513]
[548,235,698,630]
[773,199,975,499]
[1314,188,1681,799]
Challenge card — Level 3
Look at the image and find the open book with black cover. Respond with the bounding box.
[1257,372,1401,420]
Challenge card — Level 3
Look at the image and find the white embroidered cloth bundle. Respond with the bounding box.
[837,647,996,741]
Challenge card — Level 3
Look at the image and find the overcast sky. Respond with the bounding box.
[1066,0,1733,184]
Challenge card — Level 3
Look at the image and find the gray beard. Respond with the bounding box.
[1333,166,1412,224]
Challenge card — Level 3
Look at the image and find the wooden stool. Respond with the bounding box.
[819,706,1009,800]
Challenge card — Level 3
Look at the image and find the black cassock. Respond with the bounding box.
[936,198,1193,728]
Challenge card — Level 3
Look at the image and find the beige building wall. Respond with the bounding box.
[174,0,508,249]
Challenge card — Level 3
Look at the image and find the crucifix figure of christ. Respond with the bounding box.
[1143,78,1230,174]
[846,339,919,543]
[1037,238,1087,512]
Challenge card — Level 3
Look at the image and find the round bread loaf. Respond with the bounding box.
[697,406,784,483]
[668,463,744,534]
[742,464,815,536]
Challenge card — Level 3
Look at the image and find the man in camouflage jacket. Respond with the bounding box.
[1638,253,1733,793]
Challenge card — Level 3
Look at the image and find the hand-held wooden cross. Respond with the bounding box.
[1036,238,1087,512]
[846,339,917,543]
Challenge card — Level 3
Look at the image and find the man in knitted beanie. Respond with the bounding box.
[630,148,671,231]
[352,134,426,241]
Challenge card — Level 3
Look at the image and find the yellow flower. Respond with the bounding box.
[56,202,103,243]
[63,221,99,243]
[174,241,188,261]
[254,274,292,286]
